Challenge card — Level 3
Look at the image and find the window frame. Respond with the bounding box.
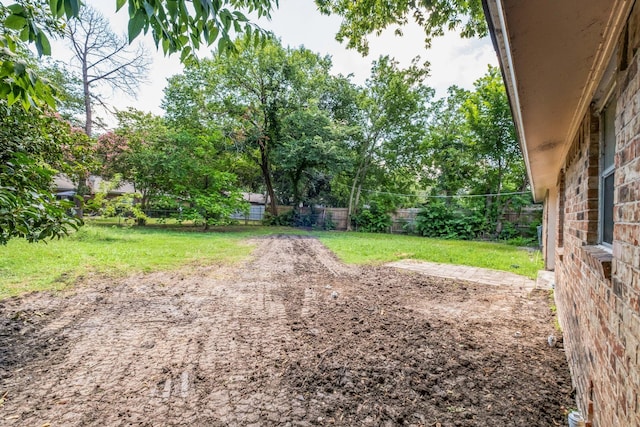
[598,97,616,249]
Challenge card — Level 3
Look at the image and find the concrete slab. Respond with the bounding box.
[386,260,547,291]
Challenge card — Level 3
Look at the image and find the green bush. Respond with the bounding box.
[415,201,484,240]
[322,212,336,231]
[262,210,295,226]
[352,203,392,233]
[498,221,520,240]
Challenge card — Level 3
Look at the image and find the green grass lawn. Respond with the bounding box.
[1,225,542,300]
[314,231,542,279]
[0,225,294,299]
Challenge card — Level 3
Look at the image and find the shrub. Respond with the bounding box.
[322,212,336,231]
[262,210,295,226]
[415,201,483,240]
[498,221,520,240]
[352,203,392,233]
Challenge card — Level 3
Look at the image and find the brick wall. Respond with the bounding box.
[554,6,640,425]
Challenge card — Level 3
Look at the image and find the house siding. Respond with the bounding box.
[554,7,640,425]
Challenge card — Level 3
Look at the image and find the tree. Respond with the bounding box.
[422,85,475,200]
[1,0,275,108]
[97,108,247,226]
[163,35,336,216]
[0,101,81,244]
[276,103,348,210]
[1,0,273,243]
[315,0,487,54]
[58,125,100,218]
[40,60,85,124]
[345,56,432,230]
[463,65,526,236]
[66,6,150,137]
[97,109,174,209]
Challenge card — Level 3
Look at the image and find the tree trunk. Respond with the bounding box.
[259,145,278,217]
[81,41,92,138]
[346,165,363,231]
[74,172,89,219]
[493,159,504,236]
[346,153,372,231]
[291,167,304,213]
[77,52,92,219]
[353,157,371,210]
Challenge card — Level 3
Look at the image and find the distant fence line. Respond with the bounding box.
[141,205,542,234]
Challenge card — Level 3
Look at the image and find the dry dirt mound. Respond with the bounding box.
[0,235,572,426]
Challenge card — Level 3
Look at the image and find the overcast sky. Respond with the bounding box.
[49,0,498,121]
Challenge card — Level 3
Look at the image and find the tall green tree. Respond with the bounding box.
[275,103,348,209]
[163,35,336,215]
[463,65,526,235]
[345,56,432,230]
[422,85,475,200]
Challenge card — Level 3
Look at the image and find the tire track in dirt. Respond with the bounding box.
[0,235,343,426]
[0,235,572,426]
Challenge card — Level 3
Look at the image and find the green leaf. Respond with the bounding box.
[220,9,231,32]
[192,0,203,17]
[19,25,30,41]
[180,45,192,62]
[36,33,51,56]
[116,0,126,12]
[233,11,249,22]
[166,0,178,17]
[48,0,64,17]
[142,1,154,17]
[7,4,25,14]
[4,15,27,30]
[128,9,147,42]
[217,35,227,53]
[206,26,218,44]
[63,0,81,19]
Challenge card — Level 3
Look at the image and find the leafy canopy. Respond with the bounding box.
[315,0,487,55]
[1,0,276,109]
[0,101,82,244]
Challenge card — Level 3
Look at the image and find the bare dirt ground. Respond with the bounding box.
[0,235,572,426]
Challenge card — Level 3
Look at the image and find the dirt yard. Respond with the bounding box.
[0,235,573,426]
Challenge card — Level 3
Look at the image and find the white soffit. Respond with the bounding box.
[485,0,631,201]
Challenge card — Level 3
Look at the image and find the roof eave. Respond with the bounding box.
[482,0,539,201]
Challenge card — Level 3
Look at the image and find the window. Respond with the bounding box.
[600,101,616,246]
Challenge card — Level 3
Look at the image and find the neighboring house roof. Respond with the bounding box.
[90,176,136,195]
[53,174,136,196]
[53,175,76,192]
[54,178,267,203]
[483,0,630,201]
[242,192,270,204]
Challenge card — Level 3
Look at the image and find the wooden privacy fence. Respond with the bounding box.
[147,204,542,235]
[281,206,542,234]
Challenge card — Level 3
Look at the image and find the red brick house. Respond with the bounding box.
[483,0,640,425]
